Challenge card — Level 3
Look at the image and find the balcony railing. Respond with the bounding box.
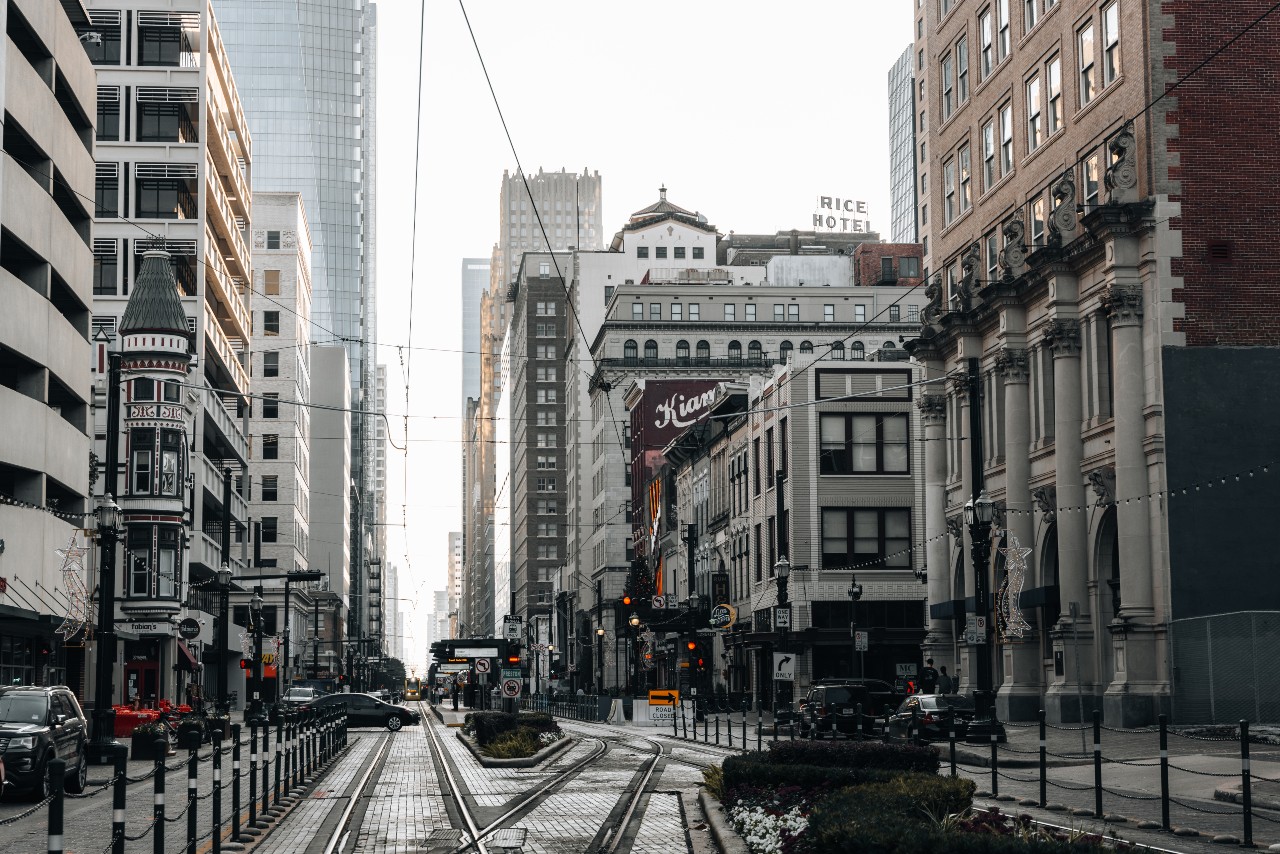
[201,383,248,463]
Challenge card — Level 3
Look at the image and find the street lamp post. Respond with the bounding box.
[595,627,605,694]
[215,566,232,713]
[773,555,791,718]
[628,612,641,695]
[964,490,999,732]
[87,493,124,764]
[848,575,864,679]
[247,588,266,723]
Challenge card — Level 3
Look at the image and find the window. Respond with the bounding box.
[631,303,643,321]
[674,246,686,259]
[908,305,920,322]
[1046,56,1063,134]
[135,176,194,219]
[536,523,558,538]
[623,340,638,360]
[535,367,557,382]
[959,144,972,212]
[128,528,151,596]
[535,344,555,359]
[800,341,814,354]
[537,499,558,515]
[980,8,993,77]
[997,0,1010,61]
[985,231,1000,282]
[137,102,195,143]
[821,508,911,568]
[82,21,122,65]
[689,304,700,321]
[139,24,188,66]
[696,340,710,359]
[131,435,154,494]
[261,476,278,502]
[649,303,661,320]
[900,256,921,277]
[95,169,119,217]
[267,231,280,250]
[942,54,954,120]
[753,439,761,494]
[1083,153,1101,208]
[943,159,956,225]
[262,394,279,418]
[132,378,154,401]
[536,455,556,470]
[728,341,742,361]
[536,301,557,316]
[889,305,901,322]
[851,341,866,360]
[644,340,658,359]
[97,98,120,141]
[692,247,704,259]
[820,414,909,474]
[536,545,559,560]
[263,269,281,295]
[670,303,684,322]
[655,246,668,259]
[1079,22,1097,105]
[855,305,866,322]
[748,340,763,361]
[957,36,970,102]
[536,477,557,492]
[604,285,614,305]
[1000,103,1014,174]
[264,311,280,336]
[831,342,846,360]
[745,303,756,321]
[262,517,278,543]
[1102,2,1120,86]
[774,304,785,321]
[263,352,279,377]
[262,435,279,460]
[977,122,995,193]
[1031,196,1047,246]
[1024,0,1037,31]
[780,341,794,360]
[94,248,118,295]
[536,389,558,404]
[536,411,557,427]
[724,304,736,321]
[676,340,690,360]
[636,246,649,259]
[787,304,800,321]
[538,262,550,278]
[1027,75,1043,152]
[536,323,555,337]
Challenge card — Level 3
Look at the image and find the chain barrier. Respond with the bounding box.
[65,774,120,798]
[1001,720,1039,728]
[124,767,157,784]
[1045,749,1090,760]
[1251,772,1280,784]
[1099,786,1163,801]
[1167,795,1242,816]
[0,794,54,824]
[994,743,1041,755]
[1045,778,1096,792]
[1099,725,1159,735]
[96,830,121,854]
[1043,722,1089,732]
[1166,730,1240,742]
[1251,810,1280,825]
[996,769,1040,783]
[1164,762,1243,778]
[162,793,195,822]
[123,816,159,841]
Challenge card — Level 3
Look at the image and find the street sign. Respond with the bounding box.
[854,630,868,652]
[178,618,200,639]
[454,647,500,658]
[500,668,522,679]
[652,705,674,723]
[896,663,918,677]
[709,604,736,629]
[501,678,522,698]
[475,658,491,674]
[652,594,666,609]
[648,689,679,706]
[773,605,791,629]
[503,615,523,640]
[773,652,795,681]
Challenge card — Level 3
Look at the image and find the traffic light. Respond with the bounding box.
[506,644,522,665]
[622,595,632,607]
[686,640,697,652]
[239,658,251,670]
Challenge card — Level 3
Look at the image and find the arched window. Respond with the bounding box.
[748,340,763,361]
[728,340,742,361]
[779,340,794,361]
[676,340,690,361]
[644,339,658,360]
[623,339,638,361]
[851,341,865,360]
[696,340,710,360]
[830,341,845,360]
[799,340,814,354]
[882,341,896,349]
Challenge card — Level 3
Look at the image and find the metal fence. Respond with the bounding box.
[1171,610,1280,724]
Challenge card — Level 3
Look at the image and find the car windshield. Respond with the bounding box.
[937,696,975,712]
[284,689,315,700]
[0,693,48,724]
[823,687,852,704]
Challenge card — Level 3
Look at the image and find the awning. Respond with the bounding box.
[175,642,198,672]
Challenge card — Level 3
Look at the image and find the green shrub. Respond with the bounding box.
[702,764,725,799]
[767,739,940,774]
[466,711,560,746]
[482,728,541,759]
[722,753,895,795]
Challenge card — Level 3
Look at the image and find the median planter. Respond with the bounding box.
[130,724,167,760]
[455,730,574,768]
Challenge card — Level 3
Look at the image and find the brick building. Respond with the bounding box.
[909,0,1280,725]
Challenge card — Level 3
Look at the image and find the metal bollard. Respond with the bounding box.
[991,729,999,797]
[46,757,65,854]
[274,715,283,806]
[756,706,762,752]
[111,744,127,854]
[1158,714,1170,830]
[1038,709,1047,808]
[911,708,920,746]
[716,716,721,746]
[261,717,270,815]
[186,745,198,854]
[1241,719,1253,848]
[790,721,795,741]
[232,724,243,842]
[212,730,223,854]
[948,723,957,777]
[681,700,688,739]
[883,710,891,743]
[153,738,167,854]
[742,708,747,749]
[856,703,863,741]
[248,721,258,829]
[1092,710,1103,818]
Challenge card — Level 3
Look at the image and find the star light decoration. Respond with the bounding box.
[997,534,1034,639]
[54,535,90,641]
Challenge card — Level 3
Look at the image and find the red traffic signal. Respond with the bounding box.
[686,640,697,651]
[239,658,251,670]
[696,658,705,669]
[506,655,520,665]
[622,595,632,606]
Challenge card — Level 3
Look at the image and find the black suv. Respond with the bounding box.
[0,686,88,799]
[800,679,903,738]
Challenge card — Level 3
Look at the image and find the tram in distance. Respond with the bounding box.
[404,676,422,701]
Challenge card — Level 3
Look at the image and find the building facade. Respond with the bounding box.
[307,346,350,681]
[888,44,920,244]
[910,0,1280,724]
[0,0,96,696]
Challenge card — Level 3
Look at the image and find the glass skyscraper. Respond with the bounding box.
[888,45,919,245]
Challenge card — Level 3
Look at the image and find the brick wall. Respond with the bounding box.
[853,242,925,287]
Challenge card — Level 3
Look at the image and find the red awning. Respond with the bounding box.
[176,642,198,672]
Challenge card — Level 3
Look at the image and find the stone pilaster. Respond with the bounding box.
[918,393,950,663]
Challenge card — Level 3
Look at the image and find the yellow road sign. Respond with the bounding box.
[648,689,679,706]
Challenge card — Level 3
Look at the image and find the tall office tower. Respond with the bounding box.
[0,0,95,699]
[461,259,490,406]
[215,0,383,657]
[383,561,399,661]
[447,532,462,638]
[493,168,602,295]
[888,44,918,244]
[87,0,254,707]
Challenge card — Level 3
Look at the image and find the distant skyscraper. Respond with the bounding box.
[888,45,919,244]
[494,168,602,292]
[461,260,490,407]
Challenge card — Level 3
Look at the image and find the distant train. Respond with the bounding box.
[403,676,422,701]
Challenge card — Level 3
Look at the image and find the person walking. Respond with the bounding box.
[937,665,955,694]
[920,658,940,694]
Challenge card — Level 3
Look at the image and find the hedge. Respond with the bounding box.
[722,754,896,795]
[767,739,940,774]
[463,711,559,746]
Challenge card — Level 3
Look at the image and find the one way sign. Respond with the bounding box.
[773,652,796,682]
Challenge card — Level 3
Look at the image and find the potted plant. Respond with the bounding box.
[176,715,205,751]
[204,710,231,740]
[130,722,168,761]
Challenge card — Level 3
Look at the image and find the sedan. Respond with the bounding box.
[887,694,975,742]
[316,692,421,731]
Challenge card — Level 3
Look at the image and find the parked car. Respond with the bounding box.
[0,685,89,799]
[800,679,903,738]
[315,693,421,731]
[887,694,976,741]
[281,687,322,712]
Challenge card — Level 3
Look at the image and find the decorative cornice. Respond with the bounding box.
[917,394,947,423]
[1104,123,1138,204]
[994,347,1030,383]
[1043,319,1081,357]
[1102,282,1143,326]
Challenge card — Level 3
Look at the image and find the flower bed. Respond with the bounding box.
[462,711,563,759]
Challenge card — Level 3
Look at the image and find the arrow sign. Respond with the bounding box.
[648,690,679,706]
[773,652,796,681]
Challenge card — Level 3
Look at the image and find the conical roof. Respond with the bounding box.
[630,185,695,219]
[120,251,191,338]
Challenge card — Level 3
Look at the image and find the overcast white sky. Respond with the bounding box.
[376,1,915,668]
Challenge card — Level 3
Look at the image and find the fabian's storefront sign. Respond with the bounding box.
[812,196,871,233]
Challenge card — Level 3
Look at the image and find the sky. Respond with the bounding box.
[376,0,916,669]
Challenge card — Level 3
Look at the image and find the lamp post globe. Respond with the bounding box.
[628,613,640,628]
[596,627,605,637]
[848,574,864,679]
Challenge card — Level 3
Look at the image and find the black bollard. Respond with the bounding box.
[948,723,957,777]
[231,724,243,843]
[186,745,198,854]
[261,717,270,815]
[153,738,167,854]
[1092,710,1103,818]
[911,708,920,746]
[856,703,864,741]
[1038,709,1047,808]
[716,716,721,746]
[111,744,127,854]
[212,730,223,854]
[1158,715,1170,831]
[47,757,65,854]
[990,729,999,797]
[248,721,258,830]
[274,715,283,806]
[1241,720,1253,848]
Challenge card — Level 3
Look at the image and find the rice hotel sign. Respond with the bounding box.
[812,195,871,233]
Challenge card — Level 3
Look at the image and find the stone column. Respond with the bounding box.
[994,348,1040,720]
[1043,317,1094,723]
[949,370,976,694]
[918,393,950,662]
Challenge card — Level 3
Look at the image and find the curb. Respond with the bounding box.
[953,746,1088,769]
[454,731,574,768]
[1214,783,1280,812]
[697,790,749,854]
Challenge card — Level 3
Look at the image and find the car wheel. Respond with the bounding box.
[386,715,403,732]
[32,755,52,802]
[65,751,87,794]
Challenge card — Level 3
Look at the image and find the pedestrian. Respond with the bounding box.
[920,658,939,694]
[450,682,459,711]
[937,665,954,694]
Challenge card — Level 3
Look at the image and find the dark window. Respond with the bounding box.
[97,101,120,141]
[655,246,668,259]
[93,252,118,295]
[765,428,775,487]
[623,339,638,360]
[889,305,901,322]
[130,428,155,495]
[139,26,187,66]
[821,508,911,568]
[780,416,789,478]
[134,378,155,400]
[163,381,180,403]
[851,342,866,360]
[135,178,195,219]
[696,340,710,360]
[137,103,196,143]
[263,311,280,335]
[755,524,763,582]
[831,342,845,360]
[263,351,279,377]
[676,340,690,361]
[81,25,122,65]
[748,340,763,361]
[267,231,281,250]
[127,527,151,596]
[636,246,649,259]
[95,173,119,217]
[262,435,279,460]
[160,430,182,495]
[728,340,742,361]
[261,476,278,502]
[262,394,279,419]
[644,340,658,359]
[674,246,686,259]
[882,256,895,280]
[692,247,705,259]
[261,517,278,543]
[819,413,909,474]
[779,340,793,361]
[753,439,761,495]
[800,340,814,354]
[900,257,921,277]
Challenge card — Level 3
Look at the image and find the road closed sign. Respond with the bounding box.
[501,678,522,698]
